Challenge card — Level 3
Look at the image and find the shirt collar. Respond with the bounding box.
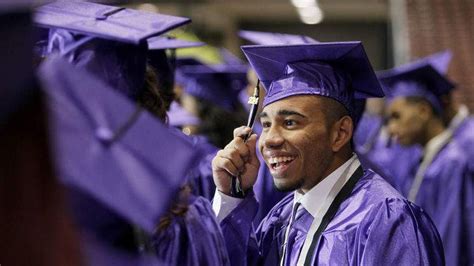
[424,129,451,157]
[448,104,469,133]
[293,154,360,218]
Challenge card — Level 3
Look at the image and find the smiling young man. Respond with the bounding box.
[380,60,474,266]
[211,42,444,265]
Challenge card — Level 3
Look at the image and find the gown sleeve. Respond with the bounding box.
[219,190,260,266]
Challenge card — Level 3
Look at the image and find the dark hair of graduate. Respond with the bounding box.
[405,96,442,117]
[196,99,248,149]
[137,64,169,122]
[139,64,191,232]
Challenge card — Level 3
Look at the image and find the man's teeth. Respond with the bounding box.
[269,156,295,165]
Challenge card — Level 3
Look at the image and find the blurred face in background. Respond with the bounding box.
[386,97,430,146]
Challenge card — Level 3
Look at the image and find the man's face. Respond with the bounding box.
[386,98,426,146]
[258,95,334,192]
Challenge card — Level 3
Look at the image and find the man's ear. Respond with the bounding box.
[330,115,353,152]
[417,101,433,120]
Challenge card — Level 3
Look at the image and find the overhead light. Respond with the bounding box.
[290,0,316,8]
[298,6,324,25]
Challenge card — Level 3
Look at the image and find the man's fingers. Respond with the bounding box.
[233,126,252,139]
[219,157,240,177]
[219,148,245,172]
[232,137,251,160]
[213,152,240,177]
[246,134,259,164]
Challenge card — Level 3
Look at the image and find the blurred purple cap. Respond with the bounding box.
[174,57,211,86]
[220,48,245,65]
[167,101,201,127]
[34,1,191,45]
[175,57,207,68]
[36,2,191,100]
[179,63,248,110]
[47,29,149,100]
[147,37,205,104]
[239,30,318,45]
[241,42,384,122]
[410,49,453,74]
[147,36,204,50]
[38,55,201,233]
[378,51,455,113]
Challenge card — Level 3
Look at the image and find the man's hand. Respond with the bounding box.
[212,126,260,196]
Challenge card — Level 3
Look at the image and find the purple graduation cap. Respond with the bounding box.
[34,1,190,45]
[179,63,249,110]
[175,57,208,68]
[411,49,453,75]
[167,101,201,127]
[0,1,36,124]
[174,57,211,87]
[147,36,205,50]
[378,52,455,114]
[38,54,201,233]
[241,42,385,122]
[220,48,245,65]
[239,30,318,45]
[34,1,191,100]
[147,37,205,109]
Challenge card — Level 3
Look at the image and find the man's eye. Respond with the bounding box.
[284,119,296,127]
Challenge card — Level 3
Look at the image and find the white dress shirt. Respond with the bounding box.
[212,154,360,223]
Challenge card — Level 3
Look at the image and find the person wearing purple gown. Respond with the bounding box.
[360,50,454,191]
[440,90,474,174]
[238,31,319,224]
[380,54,473,266]
[211,42,445,265]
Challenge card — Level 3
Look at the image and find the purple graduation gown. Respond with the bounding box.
[396,139,473,266]
[185,134,219,200]
[167,127,219,200]
[152,196,230,265]
[452,116,474,173]
[220,169,444,265]
[358,125,423,192]
[353,112,383,151]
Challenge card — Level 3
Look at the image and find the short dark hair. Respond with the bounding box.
[320,97,355,150]
[321,97,350,128]
[404,96,441,117]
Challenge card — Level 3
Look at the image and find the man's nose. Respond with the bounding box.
[261,126,285,148]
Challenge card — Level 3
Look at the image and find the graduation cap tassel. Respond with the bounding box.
[97,106,143,146]
[230,80,260,198]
